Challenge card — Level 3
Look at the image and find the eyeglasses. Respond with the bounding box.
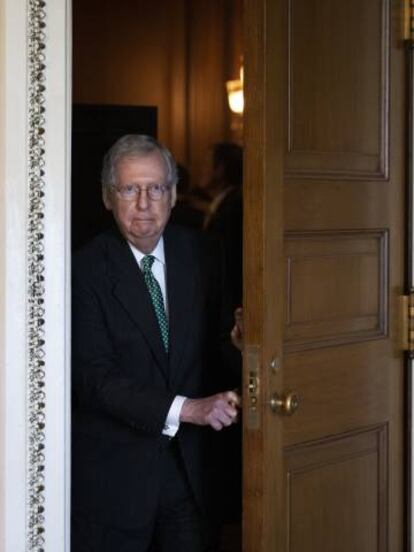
[111,183,172,201]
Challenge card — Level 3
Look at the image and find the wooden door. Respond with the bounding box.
[243,1,406,551]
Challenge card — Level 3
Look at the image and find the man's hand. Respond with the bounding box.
[230,307,243,352]
[180,391,241,431]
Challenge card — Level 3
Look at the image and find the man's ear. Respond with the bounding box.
[103,188,112,211]
[170,184,177,208]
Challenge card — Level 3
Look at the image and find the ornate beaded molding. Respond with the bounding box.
[27,0,47,550]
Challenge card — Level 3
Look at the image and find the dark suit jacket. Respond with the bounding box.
[71,224,239,529]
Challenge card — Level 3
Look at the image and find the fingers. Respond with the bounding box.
[181,392,241,429]
[231,325,241,340]
[214,398,238,419]
[231,308,244,351]
[206,393,241,431]
[206,405,234,431]
[234,307,243,330]
[207,411,235,431]
[223,390,241,408]
[235,310,243,326]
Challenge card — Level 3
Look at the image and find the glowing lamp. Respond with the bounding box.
[226,66,244,114]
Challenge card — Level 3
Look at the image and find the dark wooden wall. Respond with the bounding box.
[72,0,243,186]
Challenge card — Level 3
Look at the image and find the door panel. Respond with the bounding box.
[244,0,405,550]
[286,425,387,552]
[285,229,388,350]
[284,343,392,445]
[286,0,389,180]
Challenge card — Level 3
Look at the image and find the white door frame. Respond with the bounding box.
[0,0,71,550]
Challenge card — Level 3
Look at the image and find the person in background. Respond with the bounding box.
[168,163,205,230]
[204,142,243,317]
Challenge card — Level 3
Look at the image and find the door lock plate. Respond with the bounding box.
[245,345,260,430]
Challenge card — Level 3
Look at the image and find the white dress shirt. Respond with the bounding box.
[128,238,186,437]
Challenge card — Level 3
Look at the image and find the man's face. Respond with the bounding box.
[103,152,176,253]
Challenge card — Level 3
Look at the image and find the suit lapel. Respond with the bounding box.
[106,231,169,380]
[164,227,197,386]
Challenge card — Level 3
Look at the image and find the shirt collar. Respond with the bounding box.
[128,237,165,267]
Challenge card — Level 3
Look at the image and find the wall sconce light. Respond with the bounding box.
[226,66,244,115]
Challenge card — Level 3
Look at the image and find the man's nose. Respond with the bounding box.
[136,189,149,209]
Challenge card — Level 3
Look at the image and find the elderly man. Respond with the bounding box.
[71,134,242,552]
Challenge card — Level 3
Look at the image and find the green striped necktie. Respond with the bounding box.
[141,255,169,352]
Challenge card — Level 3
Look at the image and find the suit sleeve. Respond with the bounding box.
[72,267,175,436]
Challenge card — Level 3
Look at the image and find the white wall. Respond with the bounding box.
[0,0,71,550]
[1,1,30,550]
[0,0,5,548]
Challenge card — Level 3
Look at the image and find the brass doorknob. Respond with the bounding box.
[269,392,299,415]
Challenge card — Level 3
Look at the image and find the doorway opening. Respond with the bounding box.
[71,2,244,550]
[72,0,244,251]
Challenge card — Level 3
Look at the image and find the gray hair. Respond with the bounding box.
[101,134,178,197]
